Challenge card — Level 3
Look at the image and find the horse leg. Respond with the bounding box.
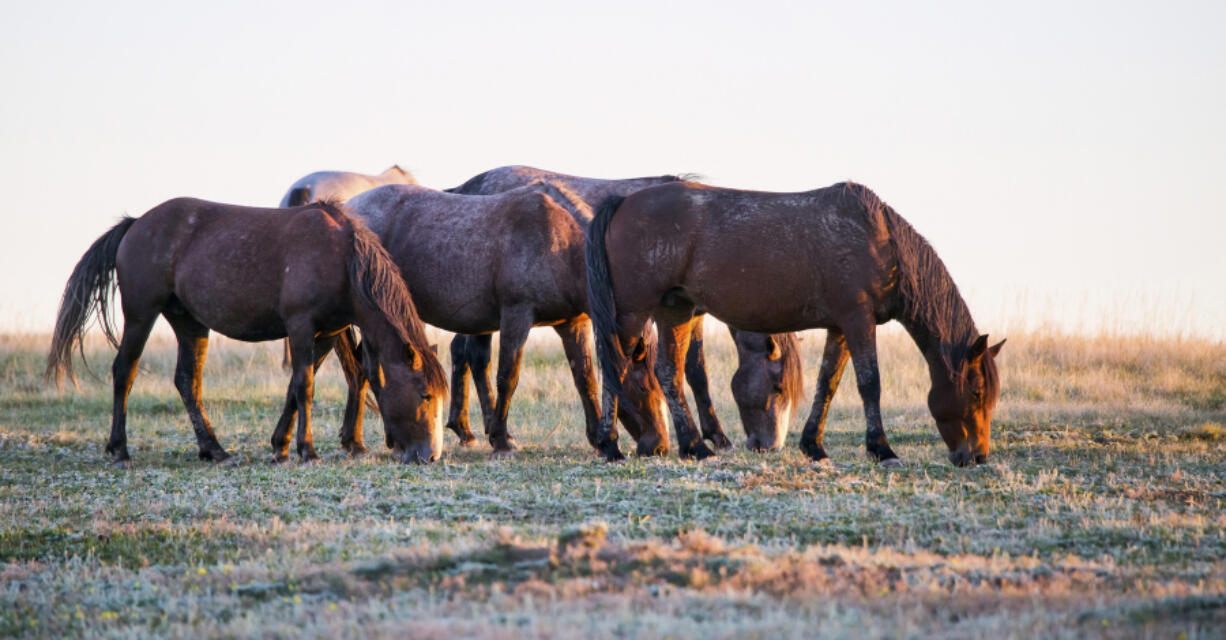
[488,308,532,453]
[444,335,479,446]
[164,312,231,464]
[655,311,716,460]
[272,332,342,459]
[105,314,157,467]
[332,328,370,455]
[683,316,731,450]
[842,321,901,465]
[284,324,321,462]
[467,334,496,440]
[799,329,850,463]
[554,316,602,449]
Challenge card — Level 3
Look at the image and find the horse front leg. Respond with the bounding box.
[842,321,901,466]
[488,307,532,455]
[554,316,602,450]
[799,329,850,463]
[655,312,716,461]
[683,315,732,449]
[333,327,370,455]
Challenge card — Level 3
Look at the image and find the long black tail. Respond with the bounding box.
[585,194,627,403]
[45,217,137,389]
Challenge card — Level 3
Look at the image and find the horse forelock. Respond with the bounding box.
[346,217,447,389]
[774,332,806,409]
[848,182,980,371]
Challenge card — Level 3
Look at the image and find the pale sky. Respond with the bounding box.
[2,1,1223,338]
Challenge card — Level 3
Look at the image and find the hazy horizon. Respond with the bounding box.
[2,1,1223,339]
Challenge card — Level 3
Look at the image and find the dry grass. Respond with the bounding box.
[1,327,1224,638]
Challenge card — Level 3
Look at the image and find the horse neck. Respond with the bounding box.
[881,202,979,387]
[349,294,407,362]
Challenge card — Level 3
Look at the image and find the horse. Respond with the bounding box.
[447,165,804,452]
[45,199,449,466]
[586,181,1004,466]
[280,165,418,207]
[327,181,671,456]
[275,165,420,369]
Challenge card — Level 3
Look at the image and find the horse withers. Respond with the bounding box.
[46,199,448,466]
[586,182,1004,466]
[448,165,803,453]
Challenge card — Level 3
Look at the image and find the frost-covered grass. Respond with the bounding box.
[1,328,1224,638]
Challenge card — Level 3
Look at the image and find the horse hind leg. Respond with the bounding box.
[799,328,850,463]
[683,315,732,450]
[654,307,716,461]
[444,335,479,446]
[106,314,158,467]
[163,310,232,465]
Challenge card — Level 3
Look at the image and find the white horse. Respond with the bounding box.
[279,165,418,207]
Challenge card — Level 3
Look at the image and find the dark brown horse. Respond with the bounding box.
[447,165,804,451]
[333,182,670,456]
[46,199,448,466]
[587,182,1004,466]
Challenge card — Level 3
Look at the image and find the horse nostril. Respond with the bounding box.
[950,451,970,467]
[974,453,988,465]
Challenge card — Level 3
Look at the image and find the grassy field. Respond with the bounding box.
[1,326,1224,638]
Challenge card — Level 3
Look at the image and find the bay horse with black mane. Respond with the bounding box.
[587,181,1004,466]
[447,165,805,452]
[46,199,449,466]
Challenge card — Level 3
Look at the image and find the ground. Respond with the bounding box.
[1,328,1224,638]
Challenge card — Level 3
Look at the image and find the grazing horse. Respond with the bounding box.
[448,165,804,451]
[276,165,419,369]
[330,182,671,456]
[587,181,1004,466]
[280,165,418,207]
[46,199,449,466]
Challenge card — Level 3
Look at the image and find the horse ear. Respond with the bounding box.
[429,343,439,355]
[765,336,781,361]
[968,335,990,364]
[404,344,422,370]
[631,340,648,363]
[989,338,1006,358]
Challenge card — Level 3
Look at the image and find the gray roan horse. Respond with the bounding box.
[448,166,804,452]
[46,199,449,466]
[587,181,1004,466]
[320,182,672,456]
[280,165,418,207]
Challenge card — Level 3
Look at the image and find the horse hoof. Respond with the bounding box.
[270,453,290,465]
[707,433,733,450]
[344,443,369,457]
[490,437,519,453]
[457,436,478,448]
[299,454,321,465]
[217,456,241,468]
[879,458,904,468]
[812,457,834,468]
[681,442,716,461]
[490,448,517,461]
[109,458,132,470]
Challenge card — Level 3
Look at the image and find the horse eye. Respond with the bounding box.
[421,393,433,400]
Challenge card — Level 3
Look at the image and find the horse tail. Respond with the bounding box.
[45,216,138,389]
[282,186,312,208]
[585,194,628,402]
